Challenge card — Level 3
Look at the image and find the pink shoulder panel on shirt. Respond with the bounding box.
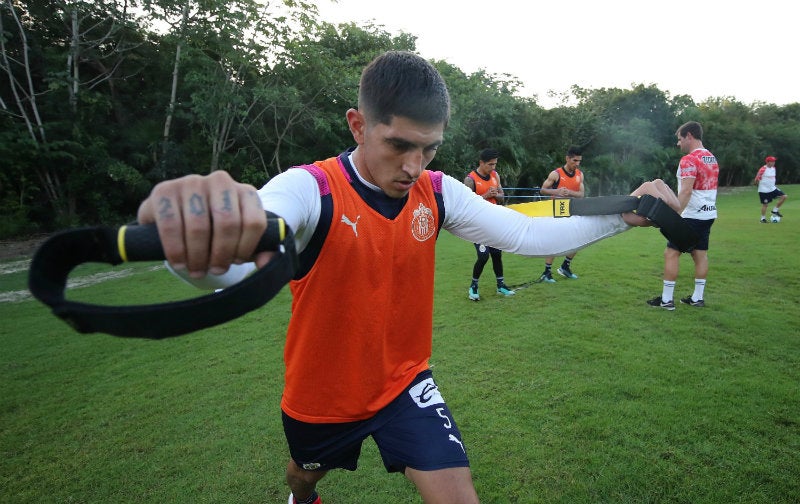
[428,170,443,193]
[336,156,352,183]
[294,164,331,196]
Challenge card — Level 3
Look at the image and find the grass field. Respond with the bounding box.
[1,186,798,503]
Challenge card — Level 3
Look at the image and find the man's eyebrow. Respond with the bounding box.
[385,137,443,150]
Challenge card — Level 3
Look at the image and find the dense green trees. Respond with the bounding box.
[1,0,798,238]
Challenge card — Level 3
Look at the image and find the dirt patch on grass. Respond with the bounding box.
[1,265,165,303]
[0,235,49,261]
[0,235,166,304]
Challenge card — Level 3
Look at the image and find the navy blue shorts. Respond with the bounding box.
[759,189,785,204]
[282,370,469,474]
[667,218,714,251]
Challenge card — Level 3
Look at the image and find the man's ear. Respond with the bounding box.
[346,108,366,144]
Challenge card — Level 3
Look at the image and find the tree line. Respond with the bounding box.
[2,0,798,239]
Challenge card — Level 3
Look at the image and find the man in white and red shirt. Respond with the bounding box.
[648,121,719,310]
[754,155,787,223]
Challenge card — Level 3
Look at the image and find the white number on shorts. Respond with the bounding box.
[436,407,452,429]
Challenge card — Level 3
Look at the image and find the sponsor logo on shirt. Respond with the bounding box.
[341,214,360,236]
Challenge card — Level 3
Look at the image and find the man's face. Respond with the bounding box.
[479,158,498,174]
[347,109,444,198]
[676,133,691,153]
[565,155,582,172]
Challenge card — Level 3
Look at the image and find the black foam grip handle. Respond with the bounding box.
[27,213,297,338]
[121,217,285,262]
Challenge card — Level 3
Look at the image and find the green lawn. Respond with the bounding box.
[1,186,798,503]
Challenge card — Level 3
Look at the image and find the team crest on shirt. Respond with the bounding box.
[411,203,436,242]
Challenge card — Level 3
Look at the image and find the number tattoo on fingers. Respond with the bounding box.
[158,197,175,219]
[221,190,233,212]
[188,193,205,216]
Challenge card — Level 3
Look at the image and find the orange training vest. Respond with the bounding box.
[552,167,583,193]
[468,170,500,205]
[281,156,440,423]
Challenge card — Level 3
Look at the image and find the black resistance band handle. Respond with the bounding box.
[116,217,287,262]
[27,213,297,339]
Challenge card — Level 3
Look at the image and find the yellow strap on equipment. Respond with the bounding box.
[507,199,572,217]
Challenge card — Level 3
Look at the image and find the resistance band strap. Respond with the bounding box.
[508,195,641,217]
[508,195,698,252]
[27,213,297,339]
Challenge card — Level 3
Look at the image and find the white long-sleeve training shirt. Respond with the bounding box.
[174,163,631,289]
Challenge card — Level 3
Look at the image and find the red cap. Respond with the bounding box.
[765,156,777,162]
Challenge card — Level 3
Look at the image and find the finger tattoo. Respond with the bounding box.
[221,190,233,212]
[189,193,205,216]
[158,197,175,219]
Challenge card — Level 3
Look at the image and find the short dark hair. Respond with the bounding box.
[358,51,451,127]
[480,148,499,162]
[676,121,703,141]
[567,146,582,157]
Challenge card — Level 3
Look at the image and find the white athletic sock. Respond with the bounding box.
[693,279,706,301]
[662,281,676,302]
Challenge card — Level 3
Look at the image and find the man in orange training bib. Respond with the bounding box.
[137,51,682,504]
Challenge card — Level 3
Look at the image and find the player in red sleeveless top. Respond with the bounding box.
[537,146,586,282]
[464,147,515,300]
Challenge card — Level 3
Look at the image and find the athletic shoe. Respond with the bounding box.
[536,270,556,283]
[772,210,784,217]
[680,296,705,307]
[557,267,578,279]
[496,284,516,296]
[288,493,322,504]
[760,217,768,223]
[646,296,675,310]
[468,285,480,301]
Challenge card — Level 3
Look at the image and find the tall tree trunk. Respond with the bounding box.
[161,2,189,158]
[69,8,79,114]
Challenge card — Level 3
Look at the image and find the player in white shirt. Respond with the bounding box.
[648,121,719,310]
[753,156,787,223]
